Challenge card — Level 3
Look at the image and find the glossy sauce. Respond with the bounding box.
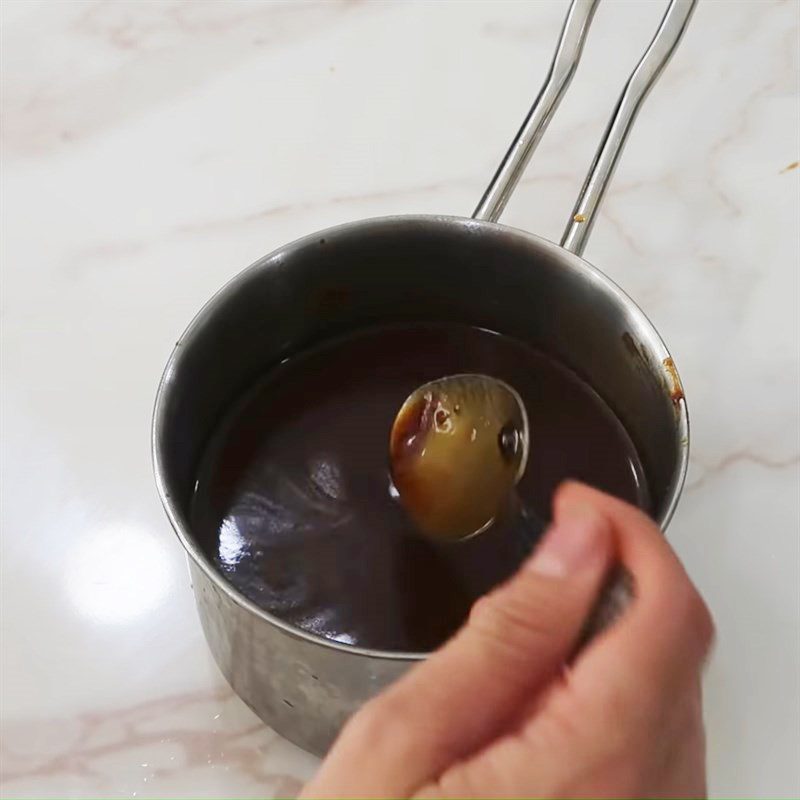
[191,324,649,652]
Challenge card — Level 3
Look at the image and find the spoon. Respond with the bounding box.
[390,373,632,645]
[389,374,530,541]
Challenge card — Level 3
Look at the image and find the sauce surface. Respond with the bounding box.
[191,324,649,652]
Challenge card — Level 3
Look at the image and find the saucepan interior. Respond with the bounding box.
[153,214,688,648]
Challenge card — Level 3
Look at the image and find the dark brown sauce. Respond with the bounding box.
[191,324,649,652]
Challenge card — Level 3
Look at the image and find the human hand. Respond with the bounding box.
[301,482,714,799]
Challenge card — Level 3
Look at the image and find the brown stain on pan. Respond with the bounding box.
[621,331,643,360]
[662,357,685,406]
[621,332,685,413]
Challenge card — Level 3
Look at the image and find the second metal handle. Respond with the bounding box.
[473,0,697,258]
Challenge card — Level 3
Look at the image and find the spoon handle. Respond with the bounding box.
[514,499,633,644]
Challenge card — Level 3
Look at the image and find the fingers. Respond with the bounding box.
[302,498,614,798]
[415,485,713,799]
[555,482,714,686]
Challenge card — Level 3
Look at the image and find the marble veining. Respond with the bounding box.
[2,1,798,797]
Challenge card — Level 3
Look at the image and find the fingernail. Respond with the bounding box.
[527,504,609,578]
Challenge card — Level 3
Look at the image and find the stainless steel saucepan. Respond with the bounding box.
[153,0,695,756]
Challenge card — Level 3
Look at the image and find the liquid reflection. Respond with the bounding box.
[219,518,246,567]
[64,525,173,624]
[308,456,345,501]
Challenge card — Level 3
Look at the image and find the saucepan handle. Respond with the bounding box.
[472,0,697,258]
[472,0,599,223]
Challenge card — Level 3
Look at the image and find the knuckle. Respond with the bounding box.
[693,592,715,648]
[340,696,395,750]
[524,695,585,753]
[435,762,482,799]
[343,688,424,759]
[673,582,715,653]
[467,594,495,627]
[468,580,562,662]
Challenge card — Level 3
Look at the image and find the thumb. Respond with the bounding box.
[303,497,614,798]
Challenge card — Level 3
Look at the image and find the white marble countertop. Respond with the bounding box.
[2,1,798,797]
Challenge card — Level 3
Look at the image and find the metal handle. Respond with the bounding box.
[561,0,696,255]
[473,0,697,257]
[473,0,599,223]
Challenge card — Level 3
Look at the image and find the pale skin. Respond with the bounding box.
[301,482,714,799]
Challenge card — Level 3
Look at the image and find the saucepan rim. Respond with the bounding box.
[152,213,689,663]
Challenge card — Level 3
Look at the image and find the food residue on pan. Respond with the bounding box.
[573,213,587,223]
[663,357,684,405]
[622,333,684,409]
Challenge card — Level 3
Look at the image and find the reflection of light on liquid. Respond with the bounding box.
[64,525,173,624]
[627,456,646,505]
[219,518,245,567]
[309,456,344,500]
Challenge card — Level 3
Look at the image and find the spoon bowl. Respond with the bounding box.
[389,374,530,541]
